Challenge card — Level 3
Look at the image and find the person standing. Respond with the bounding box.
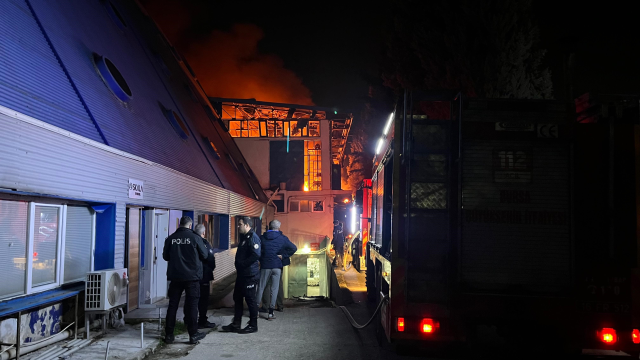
[332,220,345,270]
[256,220,297,320]
[221,216,261,334]
[260,275,285,313]
[183,223,217,329]
[163,216,209,344]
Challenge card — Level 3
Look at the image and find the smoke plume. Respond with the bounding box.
[142,1,314,105]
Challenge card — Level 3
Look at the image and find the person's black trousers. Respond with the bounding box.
[198,282,210,324]
[183,282,210,325]
[165,280,200,336]
[233,275,259,326]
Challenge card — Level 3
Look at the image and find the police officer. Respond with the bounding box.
[185,223,217,329]
[163,216,209,344]
[221,216,261,334]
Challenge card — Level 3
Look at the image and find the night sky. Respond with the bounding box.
[143,0,639,116]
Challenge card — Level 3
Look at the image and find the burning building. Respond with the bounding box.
[210,98,352,297]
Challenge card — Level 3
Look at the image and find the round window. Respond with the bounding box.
[105,1,127,30]
[161,106,189,140]
[94,53,132,102]
[203,137,221,159]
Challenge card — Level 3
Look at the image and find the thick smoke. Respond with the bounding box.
[142,1,313,105]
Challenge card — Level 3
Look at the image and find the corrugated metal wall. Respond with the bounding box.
[229,192,265,217]
[0,106,265,273]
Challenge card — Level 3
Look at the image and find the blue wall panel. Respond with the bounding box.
[0,0,103,143]
[94,204,116,270]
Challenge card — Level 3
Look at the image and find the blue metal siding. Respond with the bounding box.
[28,0,222,187]
[0,0,103,143]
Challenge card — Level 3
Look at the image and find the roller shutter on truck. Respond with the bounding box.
[459,100,571,295]
[405,121,452,303]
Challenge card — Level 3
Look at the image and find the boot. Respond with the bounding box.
[238,323,258,334]
[189,331,206,344]
[220,319,241,333]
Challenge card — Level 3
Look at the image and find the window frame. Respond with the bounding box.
[0,200,96,301]
[27,203,64,294]
[312,200,324,213]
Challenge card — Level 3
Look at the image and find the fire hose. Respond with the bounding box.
[338,294,389,329]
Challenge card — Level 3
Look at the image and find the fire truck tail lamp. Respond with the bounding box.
[421,318,439,334]
[397,318,405,332]
[632,329,640,344]
[598,328,617,344]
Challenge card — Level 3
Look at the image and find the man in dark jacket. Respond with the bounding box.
[256,220,297,319]
[183,223,217,329]
[162,216,209,344]
[221,216,261,334]
[332,220,345,270]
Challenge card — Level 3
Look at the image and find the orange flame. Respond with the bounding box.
[303,181,309,192]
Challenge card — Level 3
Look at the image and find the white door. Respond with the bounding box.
[153,210,169,302]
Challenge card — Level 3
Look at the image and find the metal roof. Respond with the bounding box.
[0,0,265,202]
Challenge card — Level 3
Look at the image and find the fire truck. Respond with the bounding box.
[365,90,640,355]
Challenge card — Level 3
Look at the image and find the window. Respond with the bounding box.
[0,200,28,299]
[273,196,284,213]
[63,206,94,283]
[228,119,321,138]
[230,215,238,248]
[203,137,221,159]
[289,199,322,213]
[300,200,311,212]
[0,200,95,300]
[304,141,322,191]
[231,215,260,247]
[93,54,132,102]
[228,120,260,137]
[31,204,62,288]
[197,214,220,249]
[162,106,189,140]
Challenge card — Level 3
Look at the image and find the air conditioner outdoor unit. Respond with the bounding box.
[85,268,128,311]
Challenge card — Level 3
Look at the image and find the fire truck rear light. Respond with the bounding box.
[598,328,617,344]
[421,318,436,334]
[397,318,405,332]
[632,329,640,344]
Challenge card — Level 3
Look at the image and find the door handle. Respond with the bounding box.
[154,246,157,264]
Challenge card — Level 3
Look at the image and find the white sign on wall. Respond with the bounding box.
[128,178,144,199]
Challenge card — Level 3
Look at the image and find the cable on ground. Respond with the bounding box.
[338,294,389,329]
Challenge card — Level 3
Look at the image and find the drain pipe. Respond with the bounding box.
[0,330,72,360]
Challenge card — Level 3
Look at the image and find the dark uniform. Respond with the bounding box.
[163,226,209,338]
[192,231,216,326]
[232,229,261,329]
[332,223,345,269]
